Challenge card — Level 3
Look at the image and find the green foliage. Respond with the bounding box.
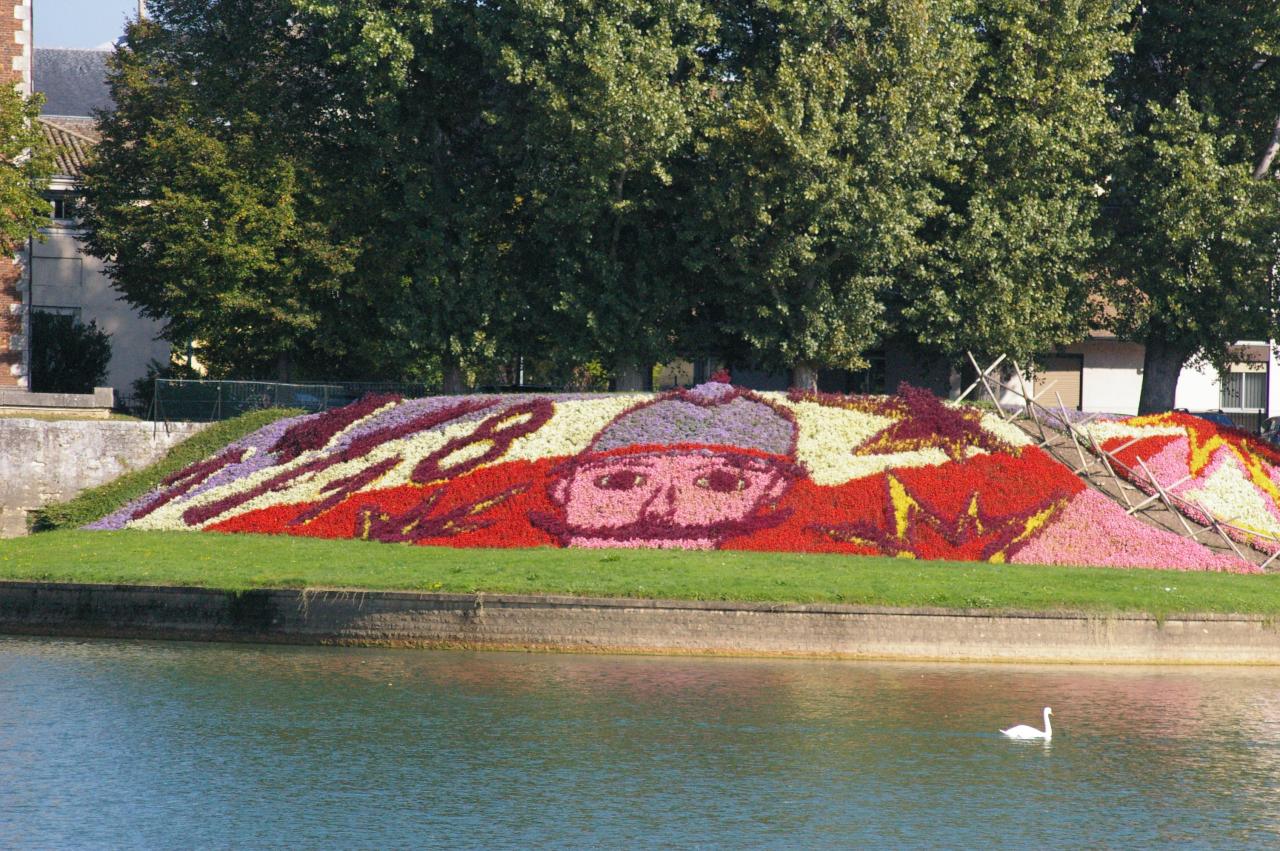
[28,408,302,532]
[29,312,112,394]
[307,0,548,391]
[79,10,363,381]
[79,0,1278,392]
[0,86,54,253]
[898,0,1131,366]
[5,529,1280,616]
[693,0,977,379]
[503,0,717,385]
[1105,96,1280,357]
[130,357,203,418]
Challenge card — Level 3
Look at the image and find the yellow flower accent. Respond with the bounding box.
[889,475,916,540]
[1007,499,1066,548]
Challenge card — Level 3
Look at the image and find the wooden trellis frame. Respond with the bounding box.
[963,352,1280,567]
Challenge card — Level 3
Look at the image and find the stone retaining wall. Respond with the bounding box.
[3,582,1279,664]
[0,418,207,536]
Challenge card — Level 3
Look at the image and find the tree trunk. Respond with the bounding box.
[441,356,466,395]
[790,363,819,392]
[614,359,651,392]
[1253,112,1280,180]
[1137,338,1191,415]
[274,353,292,382]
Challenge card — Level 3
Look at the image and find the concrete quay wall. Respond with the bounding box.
[2,582,1279,664]
[0,418,207,537]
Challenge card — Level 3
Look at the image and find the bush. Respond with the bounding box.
[29,311,112,394]
[129,357,204,417]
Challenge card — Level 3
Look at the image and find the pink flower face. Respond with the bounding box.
[548,450,797,548]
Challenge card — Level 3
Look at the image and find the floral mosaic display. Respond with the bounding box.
[89,381,1256,572]
[1085,411,1280,555]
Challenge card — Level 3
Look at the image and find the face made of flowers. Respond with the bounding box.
[544,448,799,549]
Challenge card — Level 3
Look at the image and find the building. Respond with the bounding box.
[0,2,169,406]
[30,47,170,407]
[1031,336,1280,429]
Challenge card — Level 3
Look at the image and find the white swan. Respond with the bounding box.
[1001,707,1052,740]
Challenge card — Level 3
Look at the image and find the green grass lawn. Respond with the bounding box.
[3,530,1279,617]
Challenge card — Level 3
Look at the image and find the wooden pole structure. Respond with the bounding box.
[957,354,1007,403]
[1136,457,1198,538]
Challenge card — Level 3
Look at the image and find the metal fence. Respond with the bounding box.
[152,379,430,422]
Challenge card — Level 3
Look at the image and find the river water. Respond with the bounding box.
[2,637,1279,848]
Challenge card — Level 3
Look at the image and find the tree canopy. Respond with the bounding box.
[80,0,1277,396]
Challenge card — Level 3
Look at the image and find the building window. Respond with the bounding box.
[1220,371,1266,410]
[33,305,81,321]
[50,195,74,221]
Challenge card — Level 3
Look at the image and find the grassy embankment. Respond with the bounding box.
[28,408,303,532]
[4,529,1280,617]
[10,404,1280,617]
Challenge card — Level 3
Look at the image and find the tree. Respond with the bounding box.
[29,312,111,394]
[0,85,53,255]
[895,0,1130,374]
[499,0,716,390]
[1104,1,1280,413]
[79,10,364,381]
[691,0,975,390]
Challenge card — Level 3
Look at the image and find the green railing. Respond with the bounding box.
[152,379,430,422]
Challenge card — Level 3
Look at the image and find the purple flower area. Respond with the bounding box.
[686,380,738,403]
[83,412,318,531]
[592,395,796,456]
[184,413,319,499]
[330,396,489,452]
[1039,408,1122,431]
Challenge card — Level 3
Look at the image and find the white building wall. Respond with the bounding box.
[1173,360,1222,412]
[1019,338,1278,419]
[31,225,170,404]
[1076,338,1144,415]
[1269,346,1280,419]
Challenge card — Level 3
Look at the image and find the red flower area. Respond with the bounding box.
[730,447,1083,560]
[1104,412,1280,470]
[1100,434,1181,470]
[211,457,563,548]
[211,440,1082,564]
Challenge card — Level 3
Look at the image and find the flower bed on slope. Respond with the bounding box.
[1086,412,1280,555]
[88,381,1255,572]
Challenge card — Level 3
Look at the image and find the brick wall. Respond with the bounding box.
[0,0,30,389]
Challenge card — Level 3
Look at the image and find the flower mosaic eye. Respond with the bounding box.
[594,471,647,491]
[695,469,746,493]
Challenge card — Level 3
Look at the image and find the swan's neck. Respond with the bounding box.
[1043,709,1052,737]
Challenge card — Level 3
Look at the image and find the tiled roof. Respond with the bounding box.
[34,48,113,118]
[38,117,98,179]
